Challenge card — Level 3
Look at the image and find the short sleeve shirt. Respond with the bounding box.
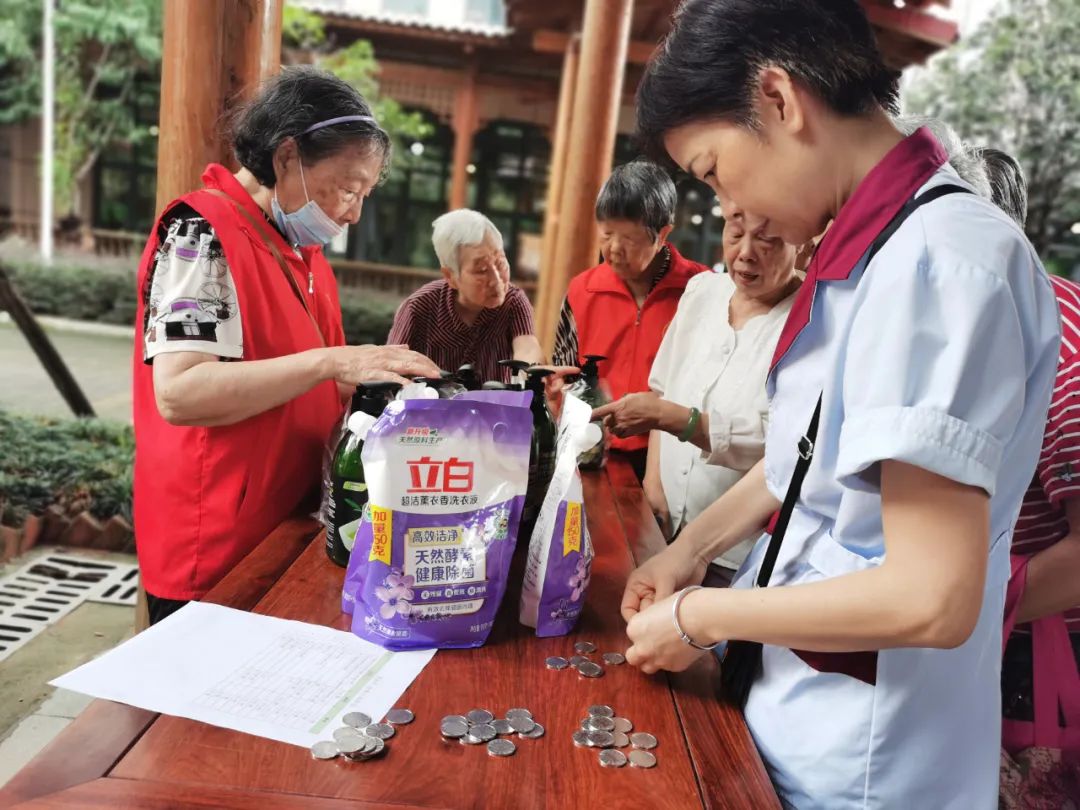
[387,279,534,383]
[142,204,244,362]
[1013,274,1080,630]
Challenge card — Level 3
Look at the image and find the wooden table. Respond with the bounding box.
[0,462,778,809]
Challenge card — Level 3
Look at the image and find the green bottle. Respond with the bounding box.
[522,367,558,526]
[325,382,401,567]
[572,354,609,470]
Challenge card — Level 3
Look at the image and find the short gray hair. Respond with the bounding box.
[894,115,991,199]
[594,161,677,239]
[431,209,504,274]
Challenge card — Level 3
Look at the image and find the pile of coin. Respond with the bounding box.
[309,708,415,762]
[571,705,658,769]
[440,707,545,757]
[545,640,626,679]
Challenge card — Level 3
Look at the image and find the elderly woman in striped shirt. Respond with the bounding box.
[388,209,543,384]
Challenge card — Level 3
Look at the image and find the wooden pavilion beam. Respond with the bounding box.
[537,0,634,354]
[155,0,284,215]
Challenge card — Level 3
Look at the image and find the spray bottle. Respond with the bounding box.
[498,359,531,391]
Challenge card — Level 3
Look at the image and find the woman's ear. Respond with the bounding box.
[756,66,805,136]
[272,138,299,186]
[657,223,675,245]
[794,239,816,272]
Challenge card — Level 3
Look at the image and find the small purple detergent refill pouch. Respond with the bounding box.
[342,391,532,650]
[520,393,598,637]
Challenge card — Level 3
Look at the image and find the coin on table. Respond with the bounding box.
[460,733,485,745]
[505,707,533,720]
[587,730,615,749]
[355,736,385,760]
[574,641,597,654]
[588,704,615,718]
[599,749,628,768]
[333,727,365,746]
[467,708,494,725]
[343,736,377,760]
[342,711,372,729]
[488,738,517,757]
[612,717,633,733]
[577,661,604,678]
[365,722,396,740]
[568,655,590,667]
[470,723,497,742]
[629,749,657,769]
[443,714,468,725]
[630,732,658,750]
[602,652,626,665]
[519,722,545,740]
[386,708,414,725]
[336,735,367,756]
[612,731,630,749]
[586,715,615,732]
[491,718,514,735]
[310,740,340,760]
[441,718,469,739]
[509,715,536,734]
[572,730,591,747]
[545,656,569,670]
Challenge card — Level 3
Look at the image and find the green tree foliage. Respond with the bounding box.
[0,0,161,219]
[907,0,1080,259]
[282,4,433,160]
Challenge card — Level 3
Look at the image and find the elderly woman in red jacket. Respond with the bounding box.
[134,67,437,624]
[551,160,708,481]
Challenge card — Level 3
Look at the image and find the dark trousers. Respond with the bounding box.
[146,591,189,625]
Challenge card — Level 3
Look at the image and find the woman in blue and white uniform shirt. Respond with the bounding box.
[619,1,1060,807]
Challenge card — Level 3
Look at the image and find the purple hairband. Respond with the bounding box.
[300,115,380,135]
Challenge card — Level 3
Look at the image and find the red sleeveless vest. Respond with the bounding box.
[132,164,345,600]
[566,244,707,453]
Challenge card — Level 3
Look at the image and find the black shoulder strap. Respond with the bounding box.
[755,183,972,588]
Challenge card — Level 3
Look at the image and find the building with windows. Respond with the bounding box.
[0,0,959,293]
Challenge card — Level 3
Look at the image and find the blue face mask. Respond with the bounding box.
[271,160,344,247]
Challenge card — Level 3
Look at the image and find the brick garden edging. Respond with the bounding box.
[0,508,134,565]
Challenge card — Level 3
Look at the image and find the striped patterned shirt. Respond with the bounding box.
[387,279,535,385]
[1013,274,1080,630]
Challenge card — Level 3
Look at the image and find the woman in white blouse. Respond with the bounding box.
[594,204,804,578]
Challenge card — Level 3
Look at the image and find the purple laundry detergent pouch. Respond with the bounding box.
[520,392,600,636]
[342,391,532,650]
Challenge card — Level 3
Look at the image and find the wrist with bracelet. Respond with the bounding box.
[678,406,701,442]
[671,585,718,651]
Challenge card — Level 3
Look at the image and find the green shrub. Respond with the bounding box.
[339,292,398,345]
[1,245,401,345]
[0,411,134,525]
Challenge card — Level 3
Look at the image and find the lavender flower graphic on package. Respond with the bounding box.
[569,556,591,602]
[375,568,415,619]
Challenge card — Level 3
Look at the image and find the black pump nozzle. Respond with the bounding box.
[498,359,531,390]
[524,366,555,394]
[481,381,508,391]
[352,381,402,416]
[581,354,607,385]
[454,363,480,391]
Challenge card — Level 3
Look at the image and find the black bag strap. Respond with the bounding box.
[755,183,972,589]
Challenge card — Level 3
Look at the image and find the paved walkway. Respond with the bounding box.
[0,319,133,423]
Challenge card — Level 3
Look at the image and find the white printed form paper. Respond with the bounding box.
[50,602,437,747]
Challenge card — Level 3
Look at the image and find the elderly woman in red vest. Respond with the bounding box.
[133,67,438,624]
[551,161,708,481]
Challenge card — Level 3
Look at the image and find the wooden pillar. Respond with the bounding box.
[155,0,283,215]
[449,62,480,212]
[534,35,580,347]
[538,0,634,354]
